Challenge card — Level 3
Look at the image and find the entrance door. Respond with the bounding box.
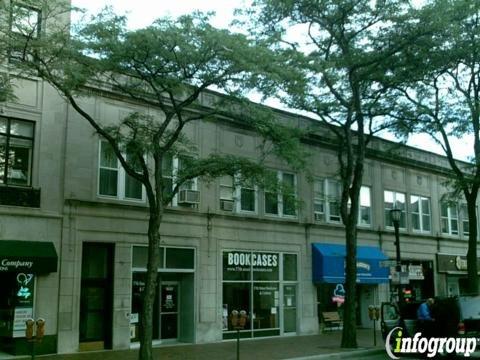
[79,243,114,350]
[160,283,179,339]
[283,284,297,333]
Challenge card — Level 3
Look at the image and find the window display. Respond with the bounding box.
[222,250,297,339]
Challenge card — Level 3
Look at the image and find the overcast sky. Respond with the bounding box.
[71,0,471,161]
[71,0,242,29]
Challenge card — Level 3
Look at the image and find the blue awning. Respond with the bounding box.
[312,243,389,284]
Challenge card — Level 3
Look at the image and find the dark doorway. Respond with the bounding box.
[79,243,114,350]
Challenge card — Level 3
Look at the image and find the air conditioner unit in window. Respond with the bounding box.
[314,212,323,221]
[178,189,200,204]
[220,199,234,211]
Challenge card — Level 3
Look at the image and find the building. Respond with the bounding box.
[0,1,479,357]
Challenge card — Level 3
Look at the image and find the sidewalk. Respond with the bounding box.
[18,329,385,360]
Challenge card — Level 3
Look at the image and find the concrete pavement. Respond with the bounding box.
[3,329,386,360]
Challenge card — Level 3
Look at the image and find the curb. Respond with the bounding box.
[287,348,385,359]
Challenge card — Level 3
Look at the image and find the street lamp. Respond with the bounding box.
[390,208,402,302]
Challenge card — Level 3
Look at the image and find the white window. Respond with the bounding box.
[315,180,370,226]
[313,179,341,223]
[461,204,470,237]
[11,4,41,38]
[384,191,406,228]
[410,195,431,233]
[264,170,296,217]
[236,178,257,213]
[162,154,198,207]
[326,179,341,223]
[98,141,144,201]
[313,179,325,221]
[358,186,372,227]
[219,175,234,208]
[219,175,257,213]
[441,202,458,236]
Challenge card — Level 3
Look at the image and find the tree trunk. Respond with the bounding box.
[341,221,358,348]
[139,214,163,360]
[465,193,479,295]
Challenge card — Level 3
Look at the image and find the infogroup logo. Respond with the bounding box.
[385,327,478,359]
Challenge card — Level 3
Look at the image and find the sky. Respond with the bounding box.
[71,0,471,162]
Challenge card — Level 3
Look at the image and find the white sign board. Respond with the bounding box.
[12,307,33,337]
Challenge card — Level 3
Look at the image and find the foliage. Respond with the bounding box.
[1,2,306,359]
[389,0,480,294]
[237,0,438,348]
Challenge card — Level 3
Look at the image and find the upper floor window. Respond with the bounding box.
[11,4,41,39]
[264,170,296,217]
[98,140,144,201]
[358,186,372,227]
[314,179,370,226]
[219,175,257,213]
[410,195,431,233]
[162,153,198,207]
[384,190,406,229]
[0,117,34,186]
[440,202,458,236]
[460,204,470,237]
[313,179,341,223]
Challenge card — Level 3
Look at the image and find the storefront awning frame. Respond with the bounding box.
[0,240,58,273]
[312,243,389,284]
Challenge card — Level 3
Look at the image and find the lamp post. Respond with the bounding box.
[390,208,402,302]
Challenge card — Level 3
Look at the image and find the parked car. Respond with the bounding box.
[381,296,480,357]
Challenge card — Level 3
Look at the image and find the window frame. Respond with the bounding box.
[10,3,42,39]
[441,202,459,236]
[97,140,146,202]
[358,186,372,227]
[264,170,297,218]
[162,154,198,207]
[236,177,258,214]
[0,117,35,187]
[410,194,431,233]
[384,190,407,229]
[460,204,472,237]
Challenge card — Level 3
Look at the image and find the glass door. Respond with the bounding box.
[283,284,297,333]
[160,283,179,339]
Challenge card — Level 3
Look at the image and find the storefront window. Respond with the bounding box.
[253,253,279,281]
[253,283,279,329]
[0,273,35,339]
[166,248,194,269]
[222,252,251,281]
[222,251,297,339]
[132,246,195,270]
[222,283,251,332]
[283,254,297,281]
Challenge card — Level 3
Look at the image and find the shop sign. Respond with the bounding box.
[0,259,34,272]
[225,252,278,273]
[456,256,468,271]
[331,284,345,304]
[437,254,480,274]
[408,265,424,280]
[12,307,33,337]
[15,273,34,307]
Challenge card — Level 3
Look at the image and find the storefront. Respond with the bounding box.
[437,253,480,296]
[311,243,389,328]
[130,245,195,345]
[221,250,298,339]
[0,240,58,355]
[388,260,434,302]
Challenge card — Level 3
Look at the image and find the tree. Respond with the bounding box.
[240,0,433,347]
[391,1,480,295]
[2,3,304,359]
